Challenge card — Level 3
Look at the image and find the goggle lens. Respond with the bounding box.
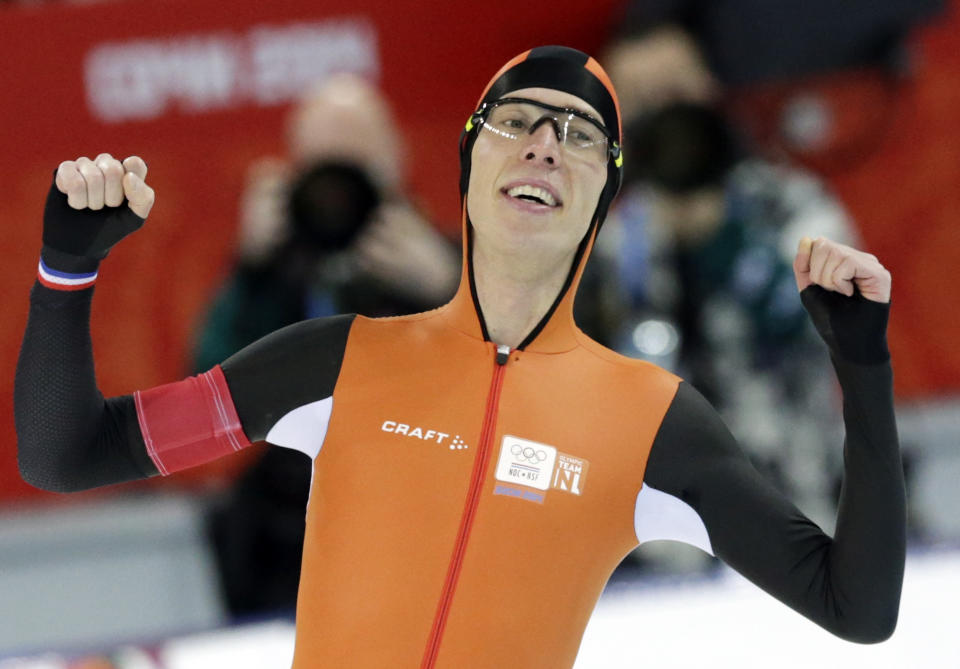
[476,99,616,164]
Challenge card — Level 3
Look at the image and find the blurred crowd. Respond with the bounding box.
[587,19,854,574]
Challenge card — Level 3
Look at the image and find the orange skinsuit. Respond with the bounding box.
[280,48,669,666]
[16,46,906,668]
[282,226,679,667]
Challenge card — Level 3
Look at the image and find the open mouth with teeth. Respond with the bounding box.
[504,184,561,208]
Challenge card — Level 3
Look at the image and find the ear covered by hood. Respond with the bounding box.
[448,46,625,352]
[459,45,624,231]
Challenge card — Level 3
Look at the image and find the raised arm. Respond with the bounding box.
[638,238,905,643]
[16,156,356,492]
[15,156,160,491]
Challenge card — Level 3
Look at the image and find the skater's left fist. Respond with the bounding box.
[793,236,891,303]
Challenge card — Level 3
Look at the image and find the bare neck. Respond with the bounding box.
[471,238,577,349]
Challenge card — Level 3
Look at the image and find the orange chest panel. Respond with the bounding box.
[290,314,678,668]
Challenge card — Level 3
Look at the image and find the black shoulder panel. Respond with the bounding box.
[644,381,751,497]
[220,314,356,442]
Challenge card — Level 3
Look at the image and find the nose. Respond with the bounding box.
[521,121,562,166]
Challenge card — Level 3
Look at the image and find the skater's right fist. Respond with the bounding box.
[55,154,154,218]
[44,154,153,260]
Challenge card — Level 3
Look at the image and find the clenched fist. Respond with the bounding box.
[793,236,892,364]
[56,154,154,217]
[793,236,891,303]
[44,154,154,261]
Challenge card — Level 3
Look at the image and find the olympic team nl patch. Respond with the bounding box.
[493,435,589,504]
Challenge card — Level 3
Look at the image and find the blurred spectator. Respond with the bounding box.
[195,74,459,618]
[590,23,857,548]
[193,74,459,372]
[603,0,942,86]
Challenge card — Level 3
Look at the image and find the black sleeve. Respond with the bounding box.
[644,287,905,643]
[15,276,356,490]
[14,282,157,492]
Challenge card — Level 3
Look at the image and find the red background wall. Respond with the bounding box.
[2,0,958,503]
[823,14,960,399]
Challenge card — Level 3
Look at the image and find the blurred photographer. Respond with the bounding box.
[593,23,855,544]
[194,75,459,373]
[193,75,459,618]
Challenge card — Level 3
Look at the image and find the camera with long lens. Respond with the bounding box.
[284,160,429,316]
[287,160,382,253]
[625,102,741,194]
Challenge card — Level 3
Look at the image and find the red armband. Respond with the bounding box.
[133,365,251,475]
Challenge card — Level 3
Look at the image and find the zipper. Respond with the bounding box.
[421,344,510,668]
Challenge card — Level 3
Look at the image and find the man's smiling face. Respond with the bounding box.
[467,87,609,259]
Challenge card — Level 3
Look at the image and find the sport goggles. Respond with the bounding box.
[469,97,622,166]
